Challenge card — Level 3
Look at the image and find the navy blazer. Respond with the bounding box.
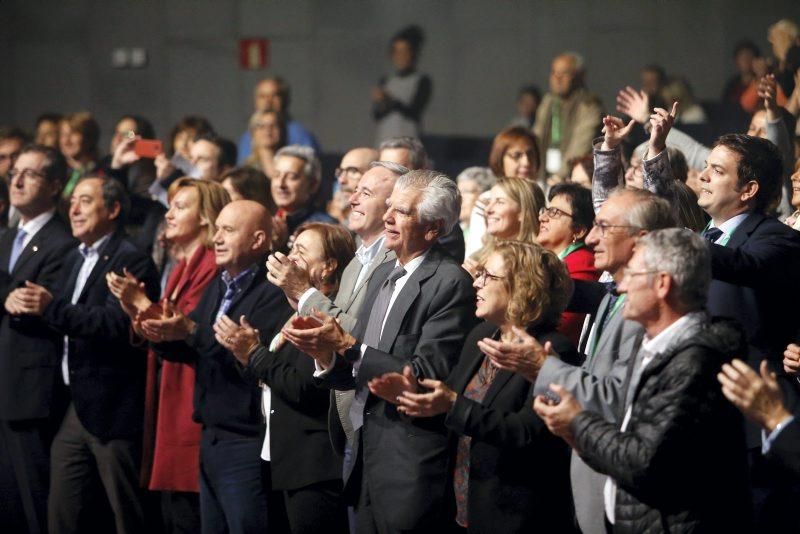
[43,230,160,441]
[707,213,800,365]
[0,217,75,421]
[155,265,292,438]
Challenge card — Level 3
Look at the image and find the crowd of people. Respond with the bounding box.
[1,18,800,534]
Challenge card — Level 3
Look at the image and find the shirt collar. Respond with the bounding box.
[355,235,386,266]
[79,232,112,258]
[221,264,257,290]
[641,311,706,355]
[394,249,429,278]
[18,209,55,237]
[713,212,749,237]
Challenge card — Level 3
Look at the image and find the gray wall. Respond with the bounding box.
[2,0,799,153]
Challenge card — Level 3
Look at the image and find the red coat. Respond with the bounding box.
[141,246,218,492]
[559,245,600,346]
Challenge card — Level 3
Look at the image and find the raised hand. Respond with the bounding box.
[281,310,355,367]
[139,300,195,343]
[783,343,800,376]
[477,326,556,382]
[757,74,779,119]
[718,359,791,432]
[106,268,150,319]
[616,86,650,124]
[154,153,175,182]
[396,377,457,417]
[368,366,420,405]
[600,115,636,151]
[532,383,583,447]
[648,101,679,156]
[266,251,312,303]
[110,135,141,169]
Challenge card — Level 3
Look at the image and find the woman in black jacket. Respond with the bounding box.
[369,241,580,533]
[215,222,355,534]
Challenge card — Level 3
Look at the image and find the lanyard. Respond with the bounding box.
[551,98,561,146]
[590,294,626,357]
[558,241,585,260]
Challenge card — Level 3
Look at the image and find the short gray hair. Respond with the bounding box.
[456,166,495,193]
[369,160,409,177]
[637,228,710,311]
[378,136,428,170]
[275,144,321,183]
[560,51,585,72]
[395,169,460,236]
[609,187,676,231]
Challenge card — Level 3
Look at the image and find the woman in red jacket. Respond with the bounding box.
[107,178,230,532]
[536,183,599,345]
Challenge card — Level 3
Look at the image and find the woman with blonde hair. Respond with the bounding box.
[369,241,579,532]
[107,178,230,532]
[244,109,287,178]
[464,176,545,276]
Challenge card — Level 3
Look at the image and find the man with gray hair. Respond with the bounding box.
[282,169,477,533]
[377,136,428,171]
[272,144,336,235]
[533,52,602,182]
[535,228,751,533]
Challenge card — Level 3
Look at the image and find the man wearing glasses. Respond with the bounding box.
[0,145,75,533]
[328,147,378,226]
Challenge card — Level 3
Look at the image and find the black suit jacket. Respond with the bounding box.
[247,319,342,491]
[0,216,75,421]
[322,244,478,531]
[43,230,160,441]
[766,417,800,480]
[445,321,579,533]
[707,213,800,366]
[155,265,291,438]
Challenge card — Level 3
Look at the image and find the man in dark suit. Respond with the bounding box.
[139,200,290,534]
[0,145,74,533]
[697,133,800,530]
[12,176,160,534]
[283,170,476,533]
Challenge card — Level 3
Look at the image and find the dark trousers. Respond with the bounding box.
[0,418,52,534]
[199,429,268,534]
[161,490,201,534]
[48,403,144,534]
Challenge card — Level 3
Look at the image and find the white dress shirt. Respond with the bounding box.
[710,212,749,245]
[16,209,55,249]
[62,234,112,385]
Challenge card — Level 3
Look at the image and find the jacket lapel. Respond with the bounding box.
[377,248,440,353]
[0,227,15,272]
[11,217,60,274]
[344,246,395,311]
[78,234,120,302]
[482,369,514,406]
[725,212,762,249]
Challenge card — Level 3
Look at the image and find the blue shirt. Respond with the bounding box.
[237,120,320,164]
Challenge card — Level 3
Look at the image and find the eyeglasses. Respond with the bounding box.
[621,268,660,281]
[8,168,45,181]
[475,269,505,285]
[253,121,278,130]
[591,221,639,237]
[334,166,364,179]
[539,206,573,219]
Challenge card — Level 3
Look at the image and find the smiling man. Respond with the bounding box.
[282,169,476,532]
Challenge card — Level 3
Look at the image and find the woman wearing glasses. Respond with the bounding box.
[537,183,599,344]
[369,241,580,533]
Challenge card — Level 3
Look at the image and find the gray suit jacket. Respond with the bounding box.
[301,244,395,454]
[534,292,644,534]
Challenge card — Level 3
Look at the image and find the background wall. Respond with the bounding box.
[1,0,799,154]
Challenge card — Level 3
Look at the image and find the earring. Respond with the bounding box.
[571,235,577,243]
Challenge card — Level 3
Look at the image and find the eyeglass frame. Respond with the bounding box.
[8,168,46,181]
[334,166,365,180]
[591,221,640,237]
[539,206,573,219]
[474,268,506,286]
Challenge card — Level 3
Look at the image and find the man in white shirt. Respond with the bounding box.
[535,228,752,533]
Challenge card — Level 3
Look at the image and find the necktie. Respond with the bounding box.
[361,265,407,347]
[8,229,27,272]
[703,227,723,243]
[350,265,407,431]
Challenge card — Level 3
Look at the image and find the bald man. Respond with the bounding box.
[329,147,379,225]
[142,200,292,533]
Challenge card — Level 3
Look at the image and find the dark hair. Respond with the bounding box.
[0,126,31,144]
[101,177,131,226]
[568,154,594,181]
[219,166,274,211]
[667,147,689,183]
[193,133,237,172]
[62,112,100,159]
[666,180,708,233]
[548,183,594,236]
[518,85,541,102]
[19,144,68,193]
[116,114,155,140]
[35,113,63,128]
[488,126,540,177]
[712,134,783,214]
[733,40,760,58]
[167,116,214,156]
[293,222,356,292]
[391,25,425,58]
[641,64,667,85]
